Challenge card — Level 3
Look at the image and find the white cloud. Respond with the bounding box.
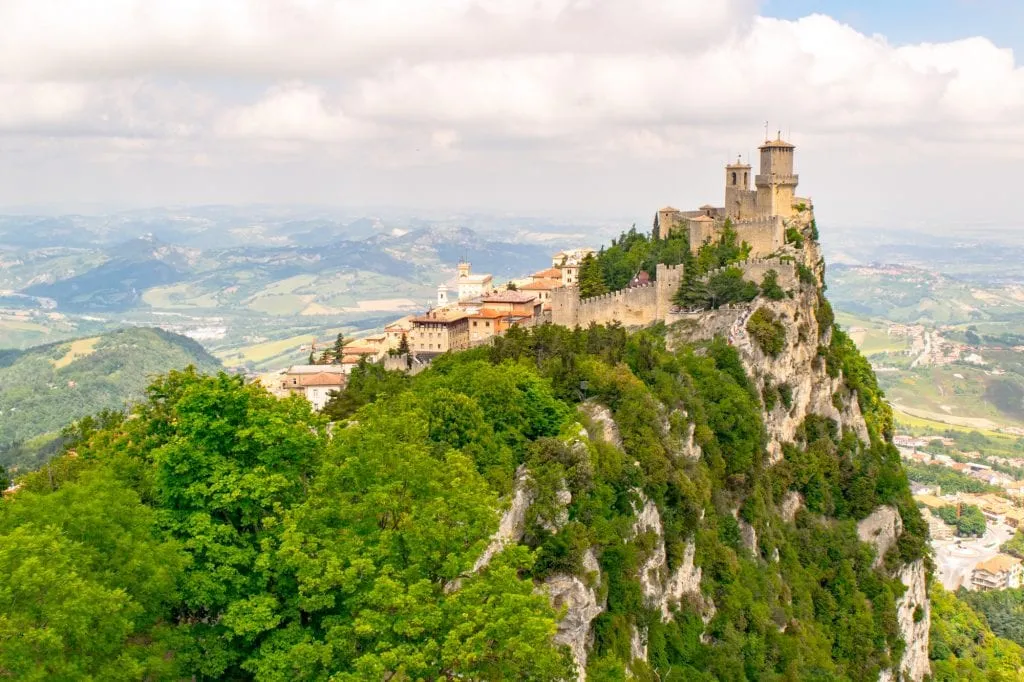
[0,1,1022,221]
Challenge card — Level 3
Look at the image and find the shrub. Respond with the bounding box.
[778,383,794,410]
[760,269,785,300]
[797,263,816,286]
[785,226,804,249]
[746,308,786,357]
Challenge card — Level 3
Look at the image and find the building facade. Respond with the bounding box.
[971,555,1024,590]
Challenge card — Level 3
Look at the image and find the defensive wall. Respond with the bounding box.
[550,259,793,330]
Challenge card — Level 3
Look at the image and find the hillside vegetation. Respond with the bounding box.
[0,327,221,471]
[1,313,939,681]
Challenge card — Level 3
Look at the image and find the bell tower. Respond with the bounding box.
[724,155,753,220]
[755,133,798,218]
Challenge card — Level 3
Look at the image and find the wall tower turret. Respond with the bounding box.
[755,133,799,218]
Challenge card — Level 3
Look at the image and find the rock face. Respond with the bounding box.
[892,560,931,682]
[472,466,532,573]
[580,401,623,448]
[546,572,603,681]
[780,491,803,523]
[856,505,903,569]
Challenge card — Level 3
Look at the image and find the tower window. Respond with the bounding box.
[731,171,737,185]
[744,172,748,185]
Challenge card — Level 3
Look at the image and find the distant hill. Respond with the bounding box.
[0,327,221,470]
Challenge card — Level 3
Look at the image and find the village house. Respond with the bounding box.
[409,308,470,353]
[467,308,507,346]
[278,365,347,411]
[473,290,542,319]
[971,555,1024,591]
[518,278,562,309]
[551,248,596,285]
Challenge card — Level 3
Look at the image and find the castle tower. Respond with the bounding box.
[724,155,753,220]
[457,261,471,279]
[755,133,799,218]
[437,284,449,307]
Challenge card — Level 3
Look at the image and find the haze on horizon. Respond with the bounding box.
[2,0,1024,231]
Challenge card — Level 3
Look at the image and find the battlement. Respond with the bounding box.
[702,258,800,296]
[755,173,798,186]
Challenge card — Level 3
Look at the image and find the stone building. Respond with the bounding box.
[656,133,809,258]
[552,248,596,286]
[409,308,470,353]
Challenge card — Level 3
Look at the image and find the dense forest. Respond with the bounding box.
[0,327,221,471]
[1,314,999,681]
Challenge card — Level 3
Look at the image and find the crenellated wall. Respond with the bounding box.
[551,259,793,329]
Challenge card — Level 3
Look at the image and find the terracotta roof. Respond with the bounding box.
[699,203,717,209]
[342,345,378,355]
[659,206,679,212]
[480,290,538,304]
[286,364,347,375]
[689,215,715,223]
[412,309,469,324]
[532,267,563,279]
[520,279,562,291]
[468,309,506,319]
[975,555,1022,574]
[340,354,364,364]
[287,372,347,388]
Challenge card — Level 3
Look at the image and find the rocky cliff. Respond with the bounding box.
[454,205,929,680]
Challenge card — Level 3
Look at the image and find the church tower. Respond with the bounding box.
[724,155,753,220]
[755,133,799,218]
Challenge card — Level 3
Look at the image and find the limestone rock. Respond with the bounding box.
[579,401,622,448]
[546,573,603,681]
[780,491,804,523]
[630,624,648,664]
[893,559,931,682]
[856,505,903,569]
[472,466,532,573]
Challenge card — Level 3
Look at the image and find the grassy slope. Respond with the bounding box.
[0,327,221,470]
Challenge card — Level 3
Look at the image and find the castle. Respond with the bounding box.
[551,134,809,329]
[655,133,809,257]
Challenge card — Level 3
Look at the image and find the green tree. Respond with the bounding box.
[579,253,608,298]
[760,269,785,300]
[332,332,345,365]
[0,470,185,680]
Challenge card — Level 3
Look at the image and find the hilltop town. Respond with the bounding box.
[267,133,818,402]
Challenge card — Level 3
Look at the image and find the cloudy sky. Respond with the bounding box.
[1,0,1023,229]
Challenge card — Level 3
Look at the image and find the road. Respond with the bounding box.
[932,521,1016,590]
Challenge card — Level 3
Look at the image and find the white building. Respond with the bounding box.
[971,555,1023,591]
[436,261,494,304]
[278,365,347,411]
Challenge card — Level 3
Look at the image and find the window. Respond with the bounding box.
[731,171,737,185]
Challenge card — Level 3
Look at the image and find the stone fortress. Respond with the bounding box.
[551,134,810,330]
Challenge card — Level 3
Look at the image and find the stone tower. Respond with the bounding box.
[756,134,798,218]
[457,261,471,279]
[724,156,754,221]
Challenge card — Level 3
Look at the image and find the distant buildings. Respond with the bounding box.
[276,365,347,411]
[971,555,1023,591]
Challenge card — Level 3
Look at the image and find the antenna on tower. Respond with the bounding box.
[764,121,769,141]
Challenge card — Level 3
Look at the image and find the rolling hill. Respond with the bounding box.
[0,327,221,471]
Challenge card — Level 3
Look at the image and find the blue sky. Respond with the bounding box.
[765,0,1024,53]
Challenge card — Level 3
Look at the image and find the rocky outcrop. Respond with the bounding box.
[661,540,716,624]
[891,560,930,682]
[546,571,603,681]
[780,491,803,523]
[472,466,533,573]
[633,496,669,607]
[856,505,903,569]
[668,240,871,464]
[579,401,622,448]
